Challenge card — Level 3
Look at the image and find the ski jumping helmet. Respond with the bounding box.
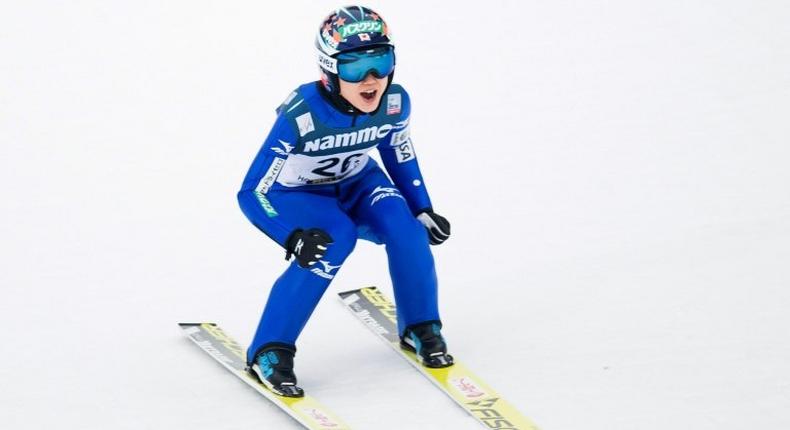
[315,6,395,108]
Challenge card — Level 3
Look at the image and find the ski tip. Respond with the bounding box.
[337,286,378,298]
[177,322,217,328]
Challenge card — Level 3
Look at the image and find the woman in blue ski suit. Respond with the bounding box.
[237,6,453,397]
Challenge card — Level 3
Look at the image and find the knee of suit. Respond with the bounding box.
[375,214,427,247]
[323,225,358,264]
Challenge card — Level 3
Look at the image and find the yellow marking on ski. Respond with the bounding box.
[201,323,245,359]
[359,287,398,325]
[349,288,541,430]
[190,323,352,430]
[425,361,539,429]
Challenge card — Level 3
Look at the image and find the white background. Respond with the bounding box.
[2,1,789,429]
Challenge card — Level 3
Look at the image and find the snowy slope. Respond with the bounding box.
[2,1,789,429]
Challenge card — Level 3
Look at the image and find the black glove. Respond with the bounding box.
[416,210,451,245]
[285,228,333,268]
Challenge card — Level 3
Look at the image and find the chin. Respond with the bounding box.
[359,102,380,113]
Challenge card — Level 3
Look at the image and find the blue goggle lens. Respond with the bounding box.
[336,46,395,83]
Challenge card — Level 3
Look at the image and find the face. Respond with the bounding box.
[339,74,389,113]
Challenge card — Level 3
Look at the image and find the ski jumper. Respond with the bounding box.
[238,82,440,363]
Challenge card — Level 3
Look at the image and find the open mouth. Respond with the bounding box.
[360,89,377,101]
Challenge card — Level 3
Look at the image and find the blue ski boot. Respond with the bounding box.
[247,344,304,397]
[400,321,454,368]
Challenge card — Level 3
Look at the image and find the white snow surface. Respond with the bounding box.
[2,1,790,429]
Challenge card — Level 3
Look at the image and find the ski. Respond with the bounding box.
[338,287,540,430]
[178,323,352,430]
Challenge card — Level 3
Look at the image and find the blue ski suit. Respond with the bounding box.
[238,82,441,362]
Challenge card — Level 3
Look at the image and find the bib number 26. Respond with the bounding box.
[312,153,365,177]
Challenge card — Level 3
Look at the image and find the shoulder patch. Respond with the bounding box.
[386,93,402,115]
[295,112,315,137]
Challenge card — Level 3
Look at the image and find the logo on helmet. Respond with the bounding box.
[338,20,383,38]
[317,51,338,73]
[321,28,340,50]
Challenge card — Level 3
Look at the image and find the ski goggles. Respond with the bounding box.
[336,46,395,83]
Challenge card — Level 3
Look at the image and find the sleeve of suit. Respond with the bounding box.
[237,114,299,247]
[377,89,433,215]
